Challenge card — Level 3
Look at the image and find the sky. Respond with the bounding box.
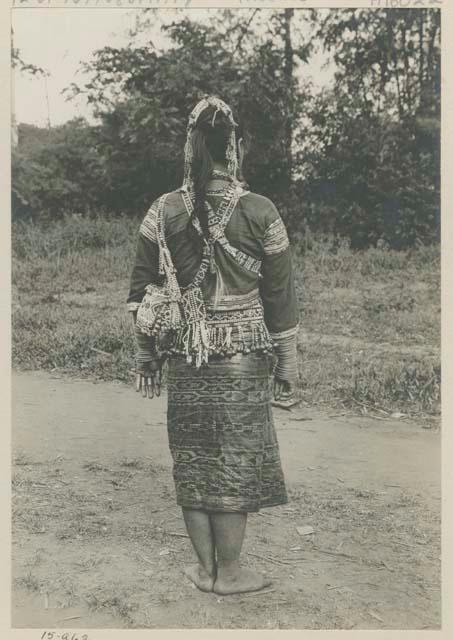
[12,8,333,128]
[13,8,141,126]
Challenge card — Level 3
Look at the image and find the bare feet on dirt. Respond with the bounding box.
[184,563,215,592]
[214,567,272,595]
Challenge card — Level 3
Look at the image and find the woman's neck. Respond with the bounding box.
[210,164,236,185]
[212,162,228,172]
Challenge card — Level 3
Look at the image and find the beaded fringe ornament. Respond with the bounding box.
[183,96,239,191]
[180,287,210,368]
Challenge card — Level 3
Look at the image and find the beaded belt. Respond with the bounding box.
[172,291,274,358]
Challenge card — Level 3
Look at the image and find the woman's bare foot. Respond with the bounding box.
[214,566,272,595]
[184,563,215,592]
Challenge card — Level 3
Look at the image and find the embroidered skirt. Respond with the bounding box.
[166,352,288,512]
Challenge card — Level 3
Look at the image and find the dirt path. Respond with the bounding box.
[12,371,440,630]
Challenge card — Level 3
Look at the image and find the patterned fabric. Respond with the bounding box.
[139,203,159,244]
[135,281,183,342]
[167,352,288,512]
[173,303,274,358]
[264,218,290,255]
[205,288,260,312]
[205,184,240,237]
[216,236,261,274]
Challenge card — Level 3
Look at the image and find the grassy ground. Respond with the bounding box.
[12,214,440,418]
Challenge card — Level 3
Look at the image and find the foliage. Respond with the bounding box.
[12,120,105,219]
[311,9,440,119]
[300,94,440,247]
[12,44,48,78]
[298,8,440,248]
[12,8,440,247]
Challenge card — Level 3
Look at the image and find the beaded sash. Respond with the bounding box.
[179,185,262,275]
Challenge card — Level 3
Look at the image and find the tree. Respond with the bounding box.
[310,9,440,119]
[12,9,440,248]
[301,8,440,247]
[64,10,312,215]
[13,119,105,219]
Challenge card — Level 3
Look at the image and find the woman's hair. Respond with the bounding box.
[190,104,245,238]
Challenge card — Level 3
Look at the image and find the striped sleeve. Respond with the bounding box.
[263,217,290,255]
[139,201,159,243]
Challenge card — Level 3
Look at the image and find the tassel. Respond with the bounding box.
[200,321,210,354]
[208,326,215,353]
[225,326,233,349]
[185,319,210,368]
[253,325,258,350]
[158,248,165,276]
[182,325,190,361]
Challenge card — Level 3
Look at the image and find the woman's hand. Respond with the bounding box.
[273,377,298,408]
[135,359,164,399]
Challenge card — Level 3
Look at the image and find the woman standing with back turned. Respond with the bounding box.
[127,96,299,595]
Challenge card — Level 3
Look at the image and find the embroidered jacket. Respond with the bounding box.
[127,181,300,380]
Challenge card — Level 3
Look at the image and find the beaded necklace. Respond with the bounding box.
[211,169,235,182]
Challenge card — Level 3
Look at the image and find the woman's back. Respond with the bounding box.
[146,186,282,273]
[129,178,299,359]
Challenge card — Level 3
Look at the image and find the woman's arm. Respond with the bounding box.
[127,203,164,397]
[127,202,162,311]
[259,204,300,387]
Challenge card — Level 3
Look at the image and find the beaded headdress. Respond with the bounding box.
[182,96,239,191]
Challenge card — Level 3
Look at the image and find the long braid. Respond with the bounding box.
[190,106,232,241]
[191,129,213,238]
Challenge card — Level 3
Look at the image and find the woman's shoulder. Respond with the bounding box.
[239,190,281,227]
[142,189,186,224]
[239,191,290,254]
[147,189,185,215]
[139,190,184,243]
[240,190,276,208]
[164,189,186,206]
[145,189,186,210]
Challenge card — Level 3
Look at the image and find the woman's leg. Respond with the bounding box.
[210,512,272,595]
[182,507,216,592]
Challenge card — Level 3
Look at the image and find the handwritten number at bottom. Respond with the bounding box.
[40,633,88,640]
